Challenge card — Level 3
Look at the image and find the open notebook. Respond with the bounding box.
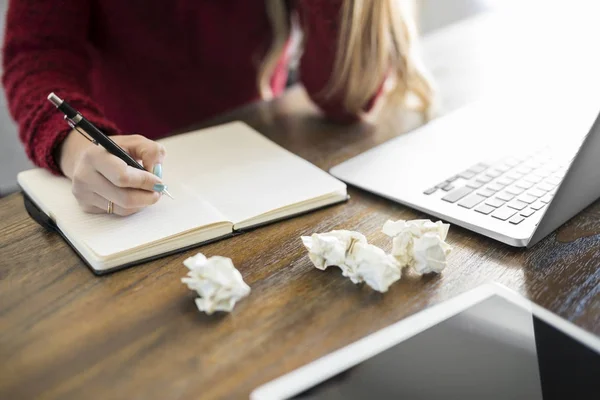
[18,122,347,274]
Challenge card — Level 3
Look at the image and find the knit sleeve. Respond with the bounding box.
[2,0,123,175]
[295,0,383,123]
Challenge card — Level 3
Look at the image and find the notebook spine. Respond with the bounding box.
[23,193,57,232]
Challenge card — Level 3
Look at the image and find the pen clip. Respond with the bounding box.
[65,115,97,145]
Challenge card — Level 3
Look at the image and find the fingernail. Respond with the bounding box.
[153,164,163,178]
[153,183,167,193]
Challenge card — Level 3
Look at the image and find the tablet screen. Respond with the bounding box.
[290,295,599,400]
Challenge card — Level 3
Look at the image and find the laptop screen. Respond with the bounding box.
[290,295,599,400]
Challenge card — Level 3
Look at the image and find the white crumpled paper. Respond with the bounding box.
[382,219,452,274]
[181,253,251,315]
[301,230,401,292]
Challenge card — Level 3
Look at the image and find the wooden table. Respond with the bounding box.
[1,11,599,400]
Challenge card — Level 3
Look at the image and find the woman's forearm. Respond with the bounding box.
[2,0,123,175]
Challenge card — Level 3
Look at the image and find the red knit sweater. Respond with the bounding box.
[2,0,379,175]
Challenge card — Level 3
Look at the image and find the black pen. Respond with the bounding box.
[47,93,173,199]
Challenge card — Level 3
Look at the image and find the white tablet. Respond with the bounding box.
[251,282,600,400]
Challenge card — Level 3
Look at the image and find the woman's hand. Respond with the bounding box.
[58,130,167,216]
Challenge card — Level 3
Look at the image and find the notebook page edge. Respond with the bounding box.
[233,190,348,230]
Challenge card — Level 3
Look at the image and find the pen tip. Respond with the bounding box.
[163,189,174,199]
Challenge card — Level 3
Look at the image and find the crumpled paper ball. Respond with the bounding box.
[382,219,452,274]
[301,230,367,270]
[347,241,402,292]
[181,253,251,315]
[301,230,401,292]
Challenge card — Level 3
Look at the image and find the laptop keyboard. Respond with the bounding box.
[423,148,568,225]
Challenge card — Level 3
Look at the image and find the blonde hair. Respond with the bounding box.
[259,0,434,116]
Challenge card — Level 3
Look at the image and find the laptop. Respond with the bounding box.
[329,92,600,247]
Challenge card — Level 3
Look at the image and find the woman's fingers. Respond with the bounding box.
[72,167,160,213]
[88,170,161,209]
[74,179,148,216]
[112,134,166,176]
[88,191,144,216]
[88,147,163,192]
[69,133,167,215]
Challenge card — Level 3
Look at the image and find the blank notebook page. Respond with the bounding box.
[18,170,229,258]
[159,122,347,225]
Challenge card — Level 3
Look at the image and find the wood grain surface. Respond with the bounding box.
[1,12,599,400]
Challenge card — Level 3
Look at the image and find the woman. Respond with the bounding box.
[2,0,432,216]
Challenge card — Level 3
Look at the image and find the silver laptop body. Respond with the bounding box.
[330,95,600,247]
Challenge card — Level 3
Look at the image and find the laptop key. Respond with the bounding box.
[485,197,506,208]
[496,191,515,202]
[516,166,533,174]
[458,194,487,209]
[441,184,455,192]
[477,188,497,197]
[475,175,493,184]
[494,163,511,173]
[446,175,460,182]
[442,186,473,203]
[509,215,525,225]
[423,188,437,195]
[535,168,552,178]
[540,193,553,204]
[469,163,488,173]
[436,181,450,188]
[524,174,544,184]
[475,204,495,215]
[531,201,547,211]
[506,172,525,181]
[505,186,525,196]
[516,181,534,190]
[518,194,537,204]
[537,182,555,192]
[528,188,546,198]
[492,207,517,221]
[545,163,562,173]
[523,160,542,169]
[487,183,506,192]
[497,177,515,186]
[459,170,477,179]
[485,170,502,178]
[507,199,528,210]
[546,176,562,185]
[466,180,484,189]
[520,208,536,217]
